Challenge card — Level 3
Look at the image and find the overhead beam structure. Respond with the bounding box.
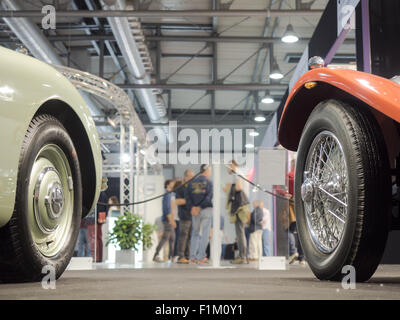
[0,9,324,18]
[118,83,288,90]
[141,122,271,128]
[0,35,357,44]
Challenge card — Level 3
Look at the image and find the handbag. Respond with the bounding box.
[227,184,250,223]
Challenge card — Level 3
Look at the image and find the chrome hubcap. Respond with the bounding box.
[46,181,65,219]
[28,144,74,257]
[302,131,349,254]
[34,167,65,233]
[301,172,314,203]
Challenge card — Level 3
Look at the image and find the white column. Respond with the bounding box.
[119,119,125,206]
[129,125,134,214]
[211,163,221,267]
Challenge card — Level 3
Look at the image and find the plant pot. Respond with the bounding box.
[115,249,135,265]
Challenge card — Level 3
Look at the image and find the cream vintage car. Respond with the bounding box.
[0,46,102,282]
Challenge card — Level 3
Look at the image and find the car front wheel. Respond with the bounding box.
[295,100,391,282]
[0,114,82,283]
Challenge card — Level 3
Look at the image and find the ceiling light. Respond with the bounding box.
[254,113,266,122]
[249,131,260,137]
[269,70,284,80]
[261,95,274,104]
[269,58,284,80]
[281,24,299,44]
[245,143,255,149]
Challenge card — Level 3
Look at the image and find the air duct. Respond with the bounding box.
[1,0,110,129]
[1,0,63,65]
[101,0,167,124]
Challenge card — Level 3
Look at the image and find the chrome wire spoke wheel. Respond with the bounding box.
[295,100,390,281]
[27,144,74,257]
[301,131,348,254]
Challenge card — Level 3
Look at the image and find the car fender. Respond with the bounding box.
[0,46,101,227]
[278,68,400,151]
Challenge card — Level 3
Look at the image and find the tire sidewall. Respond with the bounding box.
[16,118,82,280]
[295,101,359,280]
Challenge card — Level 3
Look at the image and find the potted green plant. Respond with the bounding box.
[107,212,156,264]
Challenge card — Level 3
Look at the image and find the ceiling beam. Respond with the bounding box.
[0,35,315,44]
[0,9,324,18]
[141,122,270,128]
[0,34,356,45]
[118,83,288,91]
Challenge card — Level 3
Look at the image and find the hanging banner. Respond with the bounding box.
[337,0,360,36]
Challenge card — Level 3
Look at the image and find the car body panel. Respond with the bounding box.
[0,46,101,227]
[278,68,400,151]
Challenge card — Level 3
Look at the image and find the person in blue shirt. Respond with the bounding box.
[153,179,176,262]
[185,164,213,264]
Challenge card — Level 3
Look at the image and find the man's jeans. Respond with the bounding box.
[154,221,176,259]
[76,227,91,257]
[177,219,192,259]
[262,228,271,256]
[190,207,212,261]
[174,220,180,257]
[235,219,247,259]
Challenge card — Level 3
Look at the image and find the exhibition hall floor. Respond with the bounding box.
[1,263,400,300]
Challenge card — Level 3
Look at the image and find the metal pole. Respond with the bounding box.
[211,163,221,267]
[211,0,217,122]
[119,117,125,207]
[167,90,172,121]
[155,26,161,83]
[94,205,97,263]
[99,39,104,78]
[129,125,134,214]
[361,0,371,73]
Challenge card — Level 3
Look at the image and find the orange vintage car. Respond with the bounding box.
[278,57,400,282]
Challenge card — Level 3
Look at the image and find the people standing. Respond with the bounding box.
[153,180,176,263]
[225,160,251,264]
[185,164,213,265]
[248,201,264,261]
[175,170,195,264]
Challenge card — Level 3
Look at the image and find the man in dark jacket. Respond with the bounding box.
[185,164,213,264]
[176,169,195,264]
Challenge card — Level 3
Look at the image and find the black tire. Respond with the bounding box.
[0,114,82,283]
[295,99,391,282]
